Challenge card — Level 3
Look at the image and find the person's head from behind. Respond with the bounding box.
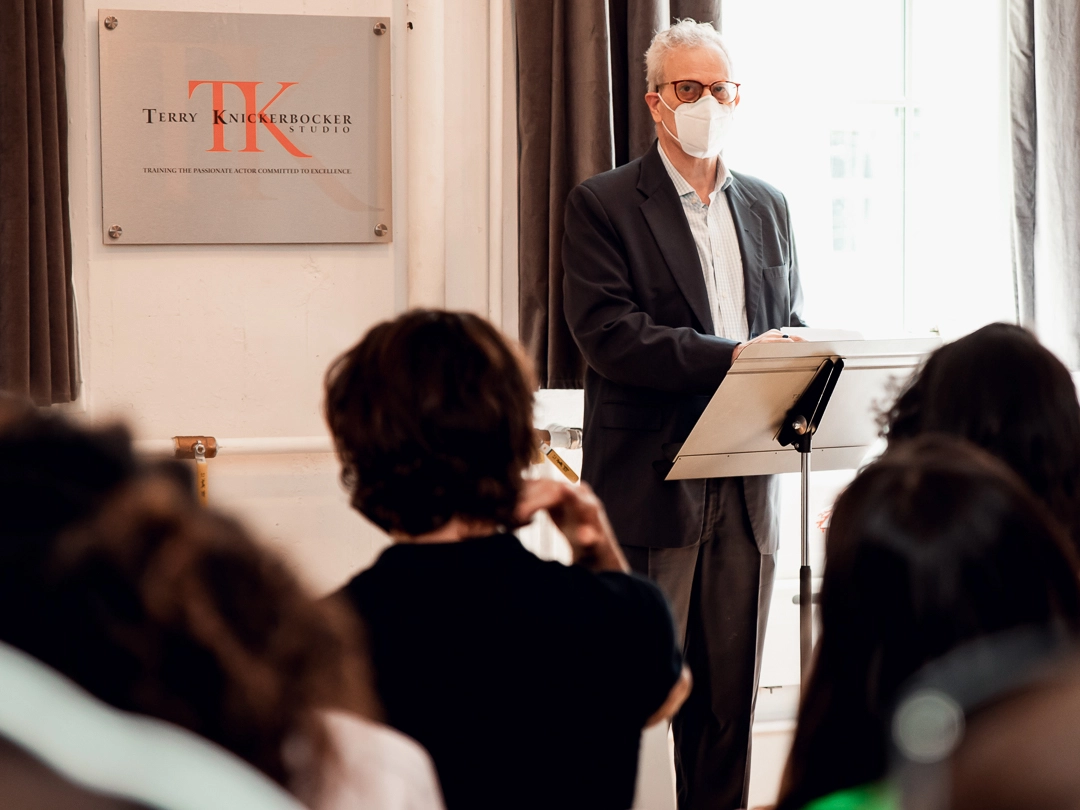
[33,474,375,800]
[946,659,1080,810]
[884,635,1080,810]
[324,309,536,539]
[885,323,1080,554]
[0,402,139,651]
[777,434,1080,810]
[0,406,374,799]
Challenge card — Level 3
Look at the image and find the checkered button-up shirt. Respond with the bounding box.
[658,144,749,342]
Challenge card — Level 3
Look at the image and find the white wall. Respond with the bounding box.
[65,0,517,594]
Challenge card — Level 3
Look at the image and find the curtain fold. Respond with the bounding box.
[0,0,77,405]
[609,1,666,167]
[515,0,722,388]
[515,0,610,389]
[1009,0,1080,369]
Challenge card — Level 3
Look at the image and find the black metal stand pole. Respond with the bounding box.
[776,356,844,694]
[799,448,812,685]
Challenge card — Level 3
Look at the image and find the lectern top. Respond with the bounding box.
[665,336,940,480]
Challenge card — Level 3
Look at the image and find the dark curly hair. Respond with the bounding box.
[0,405,378,800]
[324,309,537,537]
[884,323,1080,557]
[33,476,379,800]
[0,402,141,658]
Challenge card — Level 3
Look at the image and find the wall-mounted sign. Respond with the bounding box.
[98,10,391,244]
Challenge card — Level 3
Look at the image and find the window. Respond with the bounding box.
[723,0,1013,338]
[719,0,1015,694]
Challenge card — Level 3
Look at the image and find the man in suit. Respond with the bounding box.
[561,20,806,810]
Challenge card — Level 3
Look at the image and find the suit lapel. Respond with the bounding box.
[727,174,764,335]
[638,144,715,335]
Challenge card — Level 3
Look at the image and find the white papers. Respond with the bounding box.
[781,327,865,342]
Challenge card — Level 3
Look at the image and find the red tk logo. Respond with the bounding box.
[188,81,312,157]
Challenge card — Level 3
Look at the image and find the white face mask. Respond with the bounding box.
[659,93,733,159]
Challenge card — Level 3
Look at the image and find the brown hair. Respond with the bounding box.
[884,323,1080,557]
[35,476,378,797]
[950,659,1080,810]
[324,309,537,536]
[776,435,1080,810]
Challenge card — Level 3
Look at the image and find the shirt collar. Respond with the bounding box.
[657,141,732,201]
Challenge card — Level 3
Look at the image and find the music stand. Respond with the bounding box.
[664,337,939,684]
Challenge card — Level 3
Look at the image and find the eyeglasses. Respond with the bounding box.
[659,79,740,105]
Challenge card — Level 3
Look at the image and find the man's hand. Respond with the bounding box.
[731,329,805,362]
[514,479,630,573]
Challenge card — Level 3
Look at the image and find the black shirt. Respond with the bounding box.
[335,534,682,810]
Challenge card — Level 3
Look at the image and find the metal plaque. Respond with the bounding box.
[98,10,392,244]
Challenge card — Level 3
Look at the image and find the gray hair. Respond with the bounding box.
[644,19,733,92]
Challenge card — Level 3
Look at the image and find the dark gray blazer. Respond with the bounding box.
[562,141,805,552]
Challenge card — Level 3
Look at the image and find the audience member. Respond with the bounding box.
[775,435,1080,810]
[324,309,690,810]
[946,653,1080,810]
[0,406,445,809]
[885,322,1080,555]
[0,736,144,810]
[0,396,138,655]
[887,629,1080,810]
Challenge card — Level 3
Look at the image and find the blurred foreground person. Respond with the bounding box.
[0,405,445,810]
[0,395,137,656]
[885,322,1080,556]
[325,310,690,810]
[881,631,1080,810]
[945,652,1080,810]
[775,435,1080,810]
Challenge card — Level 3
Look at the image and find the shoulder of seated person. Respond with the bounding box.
[554,563,668,608]
[318,710,443,797]
[602,570,673,612]
[333,540,428,591]
[338,534,535,596]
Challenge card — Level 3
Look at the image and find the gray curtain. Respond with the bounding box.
[0,0,77,404]
[610,0,723,165]
[515,0,722,388]
[1009,0,1080,369]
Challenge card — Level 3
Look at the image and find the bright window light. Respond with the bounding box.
[723,0,1014,339]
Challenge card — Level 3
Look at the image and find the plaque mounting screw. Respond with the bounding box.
[374,223,388,237]
[104,15,118,30]
[373,22,387,35]
[108,225,123,239]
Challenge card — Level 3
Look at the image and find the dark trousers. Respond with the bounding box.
[624,477,775,810]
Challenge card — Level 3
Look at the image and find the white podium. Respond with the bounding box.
[664,336,940,682]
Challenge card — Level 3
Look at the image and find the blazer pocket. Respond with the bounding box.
[598,401,663,431]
